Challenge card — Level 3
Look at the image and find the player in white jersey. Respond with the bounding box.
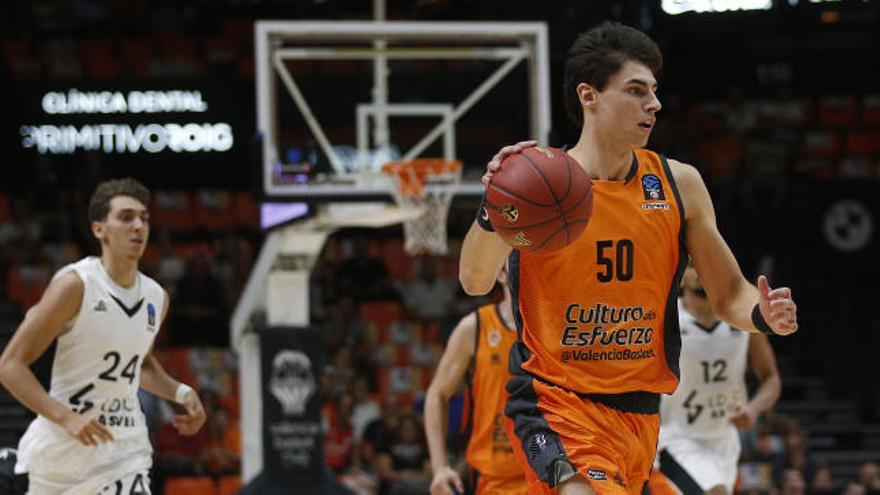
[653,265,781,495]
[0,178,206,494]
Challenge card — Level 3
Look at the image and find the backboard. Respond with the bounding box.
[255,20,551,200]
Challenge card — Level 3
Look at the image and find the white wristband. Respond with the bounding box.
[175,383,194,404]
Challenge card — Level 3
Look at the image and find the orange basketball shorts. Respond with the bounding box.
[474,472,529,495]
[504,374,660,495]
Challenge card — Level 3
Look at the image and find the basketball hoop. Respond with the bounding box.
[382,158,463,255]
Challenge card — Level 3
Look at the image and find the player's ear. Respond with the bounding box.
[577,82,597,109]
[91,220,105,241]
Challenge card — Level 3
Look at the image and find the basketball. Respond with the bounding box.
[485,146,593,252]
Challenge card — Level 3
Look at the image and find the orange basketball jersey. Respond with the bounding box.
[462,304,522,478]
[511,148,687,396]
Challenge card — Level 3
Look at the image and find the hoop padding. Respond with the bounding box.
[382,159,463,255]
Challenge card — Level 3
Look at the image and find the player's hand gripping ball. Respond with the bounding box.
[485,146,593,252]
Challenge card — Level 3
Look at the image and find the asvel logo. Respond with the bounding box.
[641,174,665,201]
[147,303,156,328]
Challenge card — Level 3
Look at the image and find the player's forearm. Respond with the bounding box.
[424,389,450,472]
[139,354,184,402]
[460,221,510,295]
[748,372,781,414]
[0,362,72,425]
[716,279,761,333]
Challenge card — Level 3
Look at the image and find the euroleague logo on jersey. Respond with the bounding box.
[641,174,670,211]
[146,303,156,330]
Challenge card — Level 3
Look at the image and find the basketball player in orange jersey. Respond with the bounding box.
[459,21,799,495]
[425,269,527,495]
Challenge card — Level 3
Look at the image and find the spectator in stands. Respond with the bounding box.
[809,465,834,494]
[845,481,868,495]
[350,375,381,443]
[325,346,357,399]
[722,82,758,135]
[155,412,211,477]
[362,396,401,474]
[323,296,369,352]
[7,240,51,310]
[41,214,79,271]
[211,235,254,310]
[154,228,184,293]
[311,239,343,320]
[325,392,356,474]
[376,413,431,495]
[779,468,806,495]
[338,236,398,302]
[772,430,821,489]
[171,251,228,346]
[860,461,880,493]
[397,256,457,322]
[200,404,241,476]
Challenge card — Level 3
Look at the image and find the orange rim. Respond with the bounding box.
[382,158,463,197]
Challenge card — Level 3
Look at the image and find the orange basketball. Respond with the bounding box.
[485,146,593,252]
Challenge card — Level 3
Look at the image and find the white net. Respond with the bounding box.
[382,159,463,255]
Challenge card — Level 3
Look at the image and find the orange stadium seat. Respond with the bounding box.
[120,38,153,78]
[818,96,857,126]
[863,95,880,124]
[203,36,237,67]
[697,136,743,178]
[802,131,841,157]
[7,265,51,311]
[79,39,121,79]
[0,195,11,222]
[382,239,410,280]
[218,476,242,495]
[837,157,874,179]
[164,477,218,495]
[360,301,404,325]
[223,19,252,45]
[2,39,41,80]
[43,40,83,79]
[151,191,194,231]
[846,130,877,156]
[794,158,835,180]
[194,191,235,230]
[156,349,198,389]
[171,242,214,260]
[233,192,260,228]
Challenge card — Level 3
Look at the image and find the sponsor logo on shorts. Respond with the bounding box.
[587,469,607,481]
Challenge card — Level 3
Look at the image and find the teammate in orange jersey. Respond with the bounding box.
[459,21,799,495]
[424,269,527,495]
